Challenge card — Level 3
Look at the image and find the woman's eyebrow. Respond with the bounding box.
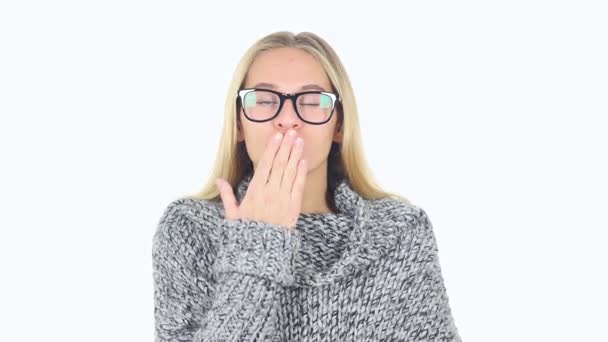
[252,82,328,92]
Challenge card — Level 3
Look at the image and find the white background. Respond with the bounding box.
[1,1,606,341]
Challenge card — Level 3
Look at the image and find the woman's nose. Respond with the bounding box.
[274,98,301,128]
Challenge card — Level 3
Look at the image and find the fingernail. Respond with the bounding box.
[274,132,282,141]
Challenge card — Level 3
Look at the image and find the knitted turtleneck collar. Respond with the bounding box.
[231,170,410,288]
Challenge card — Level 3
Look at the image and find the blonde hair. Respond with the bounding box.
[186,31,410,207]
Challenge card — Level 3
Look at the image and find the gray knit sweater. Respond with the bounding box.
[152,171,461,341]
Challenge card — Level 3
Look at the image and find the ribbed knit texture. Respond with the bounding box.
[152,171,461,341]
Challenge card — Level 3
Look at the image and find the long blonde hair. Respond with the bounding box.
[186,31,410,206]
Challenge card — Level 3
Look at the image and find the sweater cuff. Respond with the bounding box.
[213,218,301,286]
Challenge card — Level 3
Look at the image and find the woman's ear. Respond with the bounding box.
[236,119,245,142]
[333,122,343,143]
[333,105,344,143]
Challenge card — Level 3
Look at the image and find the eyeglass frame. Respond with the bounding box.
[236,88,340,125]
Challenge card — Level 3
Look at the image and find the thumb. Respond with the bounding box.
[215,178,238,219]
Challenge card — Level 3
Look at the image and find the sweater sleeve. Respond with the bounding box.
[153,200,300,342]
[389,208,462,342]
[152,201,215,342]
[192,218,300,341]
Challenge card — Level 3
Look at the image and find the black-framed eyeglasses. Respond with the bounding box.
[236,88,340,125]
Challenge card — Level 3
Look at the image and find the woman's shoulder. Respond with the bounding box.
[154,196,225,245]
[365,196,436,242]
[161,196,224,220]
[367,195,427,223]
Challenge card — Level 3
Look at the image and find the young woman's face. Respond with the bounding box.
[238,47,342,174]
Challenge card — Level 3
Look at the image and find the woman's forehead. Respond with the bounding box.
[245,48,332,91]
[247,82,330,93]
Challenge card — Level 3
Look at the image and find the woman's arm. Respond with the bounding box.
[388,208,462,342]
[153,202,212,342]
[193,217,300,341]
[153,201,299,342]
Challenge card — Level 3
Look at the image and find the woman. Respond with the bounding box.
[152,31,461,341]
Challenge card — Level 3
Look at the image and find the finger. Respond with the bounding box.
[216,178,238,219]
[251,132,283,191]
[281,136,303,193]
[268,129,297,190]
[290,159,307,211]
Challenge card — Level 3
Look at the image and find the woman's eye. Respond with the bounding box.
[301,102,320,106]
